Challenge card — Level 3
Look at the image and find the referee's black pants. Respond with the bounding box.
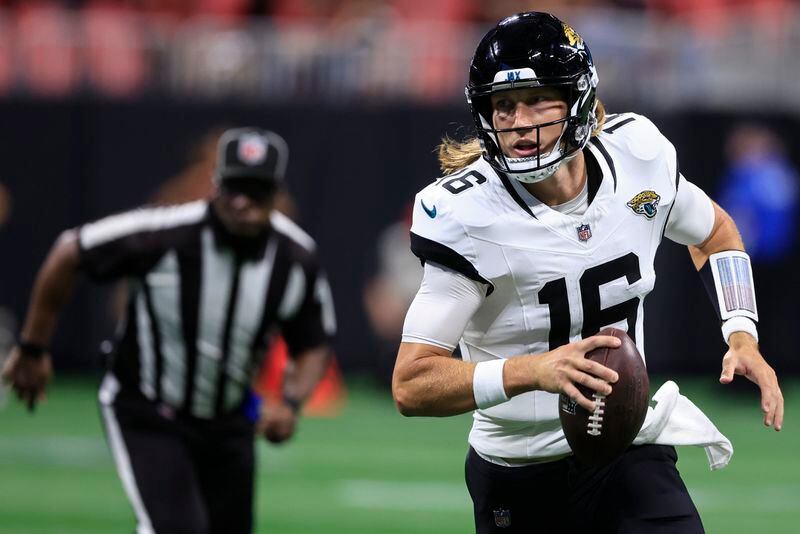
[99,386,256,534]
[466,445,704,533]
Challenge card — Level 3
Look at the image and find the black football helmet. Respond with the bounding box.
[467,12,599,183]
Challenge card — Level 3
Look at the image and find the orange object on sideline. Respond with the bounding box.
[257,337,345,417]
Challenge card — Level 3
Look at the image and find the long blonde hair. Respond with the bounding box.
[437,100,607,175]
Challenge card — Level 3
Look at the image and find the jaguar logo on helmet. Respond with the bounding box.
[627,190,661,219]
[562,22,584,49]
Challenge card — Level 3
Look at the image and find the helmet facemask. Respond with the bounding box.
[468,70,598,184]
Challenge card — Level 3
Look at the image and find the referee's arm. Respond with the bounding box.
[283,344,330,408]
[260,259,335,442]
[2,230,81,409]
[279,264,336,408]
[259,344,330,444]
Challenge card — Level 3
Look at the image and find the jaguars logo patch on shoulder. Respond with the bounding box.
[627,190,661,219]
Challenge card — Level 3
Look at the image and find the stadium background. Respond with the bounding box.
[0,0,798,532]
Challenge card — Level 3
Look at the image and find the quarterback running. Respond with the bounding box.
[392,12,783,533]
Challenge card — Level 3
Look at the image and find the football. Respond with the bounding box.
[559,327,649,466]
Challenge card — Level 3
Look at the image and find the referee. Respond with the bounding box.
[2,127,336,534]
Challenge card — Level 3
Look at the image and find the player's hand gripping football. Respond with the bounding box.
[526,335,620,412]
[258,399,298,444]
[720,332,784,431]
[1,346,53,412]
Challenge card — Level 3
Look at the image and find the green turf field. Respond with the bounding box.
[0,376,797,533]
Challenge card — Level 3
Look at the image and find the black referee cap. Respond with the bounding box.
[214,127,289,184]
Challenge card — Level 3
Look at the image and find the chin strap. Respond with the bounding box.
[505,150,582,184]
[494,119,590,185]
[509,159,563,183]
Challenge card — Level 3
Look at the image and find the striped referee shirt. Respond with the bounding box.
[79,200,336,420]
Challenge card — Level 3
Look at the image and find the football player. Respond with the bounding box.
[392,12,783,533]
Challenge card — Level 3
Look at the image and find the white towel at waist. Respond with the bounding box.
[633,380,733,470]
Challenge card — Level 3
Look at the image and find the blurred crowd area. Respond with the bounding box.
[1,0,792,22]
[0,0,797,107]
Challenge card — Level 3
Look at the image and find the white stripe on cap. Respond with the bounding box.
[265,131,290,181]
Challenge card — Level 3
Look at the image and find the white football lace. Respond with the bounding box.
[587,392,606,436]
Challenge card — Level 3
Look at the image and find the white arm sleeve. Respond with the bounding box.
[664,175,716,246]
[401,262,486,351]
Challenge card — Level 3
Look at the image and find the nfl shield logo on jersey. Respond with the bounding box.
[560,393,578,415]
[576,223,592,242]
[493,508,511,528]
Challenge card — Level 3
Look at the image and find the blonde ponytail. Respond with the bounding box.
[592,99,606,136]
[437,136,483,175]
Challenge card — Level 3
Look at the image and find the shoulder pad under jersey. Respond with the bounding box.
[409,161,495,291]
[594,112,679,193]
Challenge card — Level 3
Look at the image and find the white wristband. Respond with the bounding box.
[722,316,759,345]
[473,359,509,410]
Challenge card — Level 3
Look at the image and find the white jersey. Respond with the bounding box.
[407,113,717,462]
